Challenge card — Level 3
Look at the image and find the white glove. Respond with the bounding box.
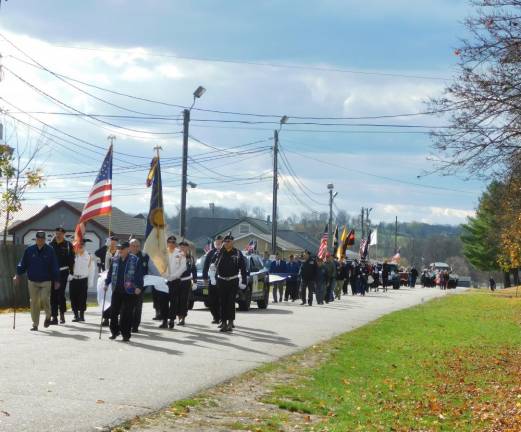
[192,282,198,291]
[67,274,73,282]
[239,282,247,290]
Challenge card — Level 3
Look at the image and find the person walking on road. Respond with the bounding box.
[49,227,74,325]
[177,240,197,326]
[324,253,336,303]
[269,253,287,303]
[214,234,247,332]
[129,238,154,333]
[315,258,327,304]
[162,235,185,329]
[104,241,144,342]
[14,231,60,331]
[284,254,300,301]
[70,239,93,322]
[203,235,223,325]
[299,250,317,306]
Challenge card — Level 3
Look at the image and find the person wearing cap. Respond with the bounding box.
[161,235,185,329]
[202,235,223,324]
[14,231,60,331]
[214,234,247,332]
[129,238,157,333]
[324,253,337,303]
[49,227,75,325]
[70,240,93,322]
[176,240,197,326]
[299,250,317,306]
[104,241,144,342]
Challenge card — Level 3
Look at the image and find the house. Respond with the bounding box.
[187,216,319,258]
[9,200,146,254]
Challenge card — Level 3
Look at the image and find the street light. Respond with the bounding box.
[188,181,197,188]
[180,85,206,237]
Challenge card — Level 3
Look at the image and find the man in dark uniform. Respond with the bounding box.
[104,241,144,342]
[214,234,247,333]
[299,250,317,306]
[49,227,75,324]
[202,235,223,324]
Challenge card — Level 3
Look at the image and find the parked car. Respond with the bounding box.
[190,251,270,311]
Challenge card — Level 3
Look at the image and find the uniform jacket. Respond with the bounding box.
[286,260,301,281]
[202,247,219,280]
[17,244,60,282]
[269,259,288,274]
[50,238,75,272]
[105,254,144,294]
[299,257,317,281]
[214,247,247,285]
[181,255,198,283]
[324,260,337,281]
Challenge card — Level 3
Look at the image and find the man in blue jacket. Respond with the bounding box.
[284,254,301,301]
[14,231,60,331]
[269,253,287,302]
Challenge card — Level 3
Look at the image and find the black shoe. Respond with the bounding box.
[168,320,175,329]
[30,326,38,331]
[72,314,79,322]
[79,312,85,322]
[211,319,219,324]
[102,318,110,327]
[226,324,233,333]
[131,327,139,333]
[43,318,51,328]
[178,319,185,326]
[59,313,65,324]
[231,321,235,328]
[121,337,130,342]
[273,299,278,303]
[219,325,227,332]
[50,317,58,325]
[159,321,168,329]
[109,334,118,340]
[300,301,305,305]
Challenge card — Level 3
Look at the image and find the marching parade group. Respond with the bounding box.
[12,224,435,343]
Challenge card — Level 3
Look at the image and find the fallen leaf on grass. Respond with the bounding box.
[96,400,105,404]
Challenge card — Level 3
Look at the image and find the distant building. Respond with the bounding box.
[187,216,319,258]
[9,200,145,254]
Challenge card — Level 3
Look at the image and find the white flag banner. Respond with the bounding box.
[96,271,111,311]
[144,275,169,294]
[369,229,378,246]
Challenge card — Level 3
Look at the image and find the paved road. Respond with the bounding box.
[0,287,463,431]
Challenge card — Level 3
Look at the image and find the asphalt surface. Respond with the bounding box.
[0,286,464,431]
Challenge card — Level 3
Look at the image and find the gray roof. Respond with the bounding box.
[186,216,271,241]
[64,201,146,238]
[277,229,318,252]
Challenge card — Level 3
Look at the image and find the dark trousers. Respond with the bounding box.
[70,277,88,315]
[166,279,181,320]
[218,279,238,322]
[342,279,348,294]
[110,290,137,339]
[272,282,283,302]
[209,283,220,321]
[103,306,111,319]
[174,280,190,318]
[51,270,68,317]
[132,290,144,330]
[285,280,298,300]
[152,287,161,314]
[300,279,314,305]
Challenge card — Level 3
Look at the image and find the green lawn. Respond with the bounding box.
[259,292,521,431]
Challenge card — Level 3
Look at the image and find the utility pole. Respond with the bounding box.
[271,129,279,255]
[271,116,288,256]
[361,207,365,239]
[394,216,398,253]
[327,184,334,251]
[179,108,190,237]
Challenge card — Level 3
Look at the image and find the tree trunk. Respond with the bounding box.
[503,271,511,288]
[512,268,520,286]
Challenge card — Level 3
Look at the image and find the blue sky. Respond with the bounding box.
[0,0,483,225]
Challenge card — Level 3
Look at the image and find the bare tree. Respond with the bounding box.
[430,0,521,178]
[0,122,46,243]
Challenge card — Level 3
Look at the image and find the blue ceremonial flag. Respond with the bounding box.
[143,156,168,275]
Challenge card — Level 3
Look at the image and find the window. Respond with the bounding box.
[239,223,250,234]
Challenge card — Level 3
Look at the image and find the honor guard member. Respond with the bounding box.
[214,234,247,333]
[70,239,92,322]
[299,250,317,306]
[98,236,118,327]
[129,238,155,333]
[14,231,60,330]
[161,235,185,329]
[104,241,144,342]
[176,240,197,326]
[202,235,223,324]
[50,227,75,324]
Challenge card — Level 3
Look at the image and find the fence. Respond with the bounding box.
[0,245,30,308]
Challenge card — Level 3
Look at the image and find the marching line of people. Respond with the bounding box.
[13,229,422,341]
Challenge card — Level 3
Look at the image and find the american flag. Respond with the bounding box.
[317,224,328,259]
[203,238,212,254]
[391,248,401,263]
[359,238,367,259]
[246,239,257,253]
[74,145,113,247]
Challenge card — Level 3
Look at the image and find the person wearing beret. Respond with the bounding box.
[104,241,144,342]
[49,227,75,324]
[213,234,247,333]
[14,231,60,331]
